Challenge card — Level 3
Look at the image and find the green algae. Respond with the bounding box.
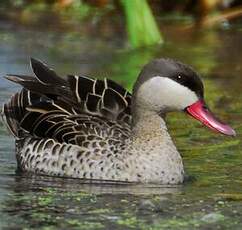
[215,193,242,201]
[88,208,110,214]
[66,220,104,229]
[117,216,141,228]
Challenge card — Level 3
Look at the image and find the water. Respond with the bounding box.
[0,18,242,229]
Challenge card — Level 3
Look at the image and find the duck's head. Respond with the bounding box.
[133,58,236,136]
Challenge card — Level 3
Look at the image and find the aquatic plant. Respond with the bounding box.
[121,0,163,48]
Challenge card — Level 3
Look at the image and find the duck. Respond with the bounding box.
[1,58,236,184]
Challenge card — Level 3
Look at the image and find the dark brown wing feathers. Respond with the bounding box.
[2,58,132,142]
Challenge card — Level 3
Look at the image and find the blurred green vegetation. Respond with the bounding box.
[121,0,163,48]
[1,0,242,48]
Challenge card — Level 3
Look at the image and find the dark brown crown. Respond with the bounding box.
[133,58,204,99]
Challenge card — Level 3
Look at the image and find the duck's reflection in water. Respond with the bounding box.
[12,174,183,195]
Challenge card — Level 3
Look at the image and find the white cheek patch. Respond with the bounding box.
[137,77,198,111]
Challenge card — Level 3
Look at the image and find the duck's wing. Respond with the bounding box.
[2,58,132,144]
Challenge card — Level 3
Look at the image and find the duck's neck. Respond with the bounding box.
[131,106,171,142]
[129,106,184,184]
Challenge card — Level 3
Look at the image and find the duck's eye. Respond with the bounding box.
[177,75,182,80]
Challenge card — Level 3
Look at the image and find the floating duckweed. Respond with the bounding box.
[117,216,140,228]
[66,220,104,229]
[215,193,242,201]
[37,197,54,206]
[88,208,110,214]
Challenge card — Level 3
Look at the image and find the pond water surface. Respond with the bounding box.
[0,18,242,229]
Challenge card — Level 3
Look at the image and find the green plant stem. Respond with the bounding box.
[121,0,163,48]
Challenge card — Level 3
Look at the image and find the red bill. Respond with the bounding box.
[186,100,236,136]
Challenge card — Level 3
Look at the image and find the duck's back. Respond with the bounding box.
[2,59,132,179]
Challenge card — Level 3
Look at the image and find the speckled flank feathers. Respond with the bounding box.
[2,58,204,184]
